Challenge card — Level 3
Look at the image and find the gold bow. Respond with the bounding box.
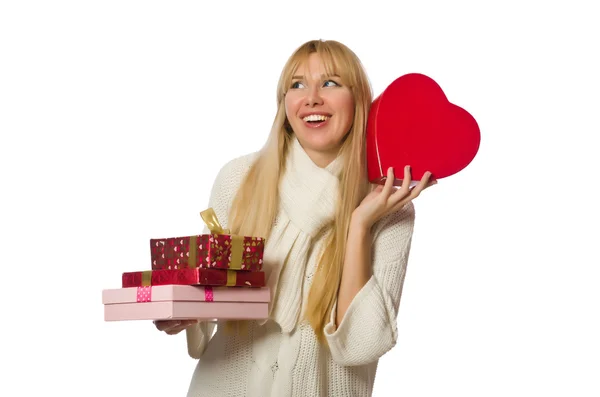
[200,208,230,234]
[200,208,244,271]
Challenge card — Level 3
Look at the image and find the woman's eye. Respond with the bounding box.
[291,81,305,89]
[324,80,340,87]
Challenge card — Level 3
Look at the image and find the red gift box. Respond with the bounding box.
[366,73,480,185]
[122,268,266,288]
[150,208,265,271]
[150,234,264,271]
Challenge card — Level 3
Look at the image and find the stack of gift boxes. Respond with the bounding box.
[102,208,270,322]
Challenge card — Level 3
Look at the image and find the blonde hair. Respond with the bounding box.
[228,39,372,342]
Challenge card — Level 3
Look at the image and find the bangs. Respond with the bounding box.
[278,41,358,98]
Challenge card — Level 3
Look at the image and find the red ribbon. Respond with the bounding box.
[205,286,214,302]
[137,286,152,302]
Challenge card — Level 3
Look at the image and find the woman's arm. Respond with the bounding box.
[336,166,433,327]
[335,215,372,327]
[324,206,414,366]
[325,166,435,366]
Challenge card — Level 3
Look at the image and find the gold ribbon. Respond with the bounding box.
[226,270,237,286]
[200,208,243,270]
[188,235,197,268]
[141,271,152,287]
[230,235,243,270]
[200,208,230,234]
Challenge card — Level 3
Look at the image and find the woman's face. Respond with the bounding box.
[284,53,355,167]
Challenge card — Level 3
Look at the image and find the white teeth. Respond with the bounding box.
[303,114,330,122]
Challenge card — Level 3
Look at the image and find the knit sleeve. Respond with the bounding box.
[323,202,415,366]
[186,153,257,359]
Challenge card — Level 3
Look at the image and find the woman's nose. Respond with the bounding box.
[304,86,324,107]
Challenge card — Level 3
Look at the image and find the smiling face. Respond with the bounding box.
[284,53,355,167]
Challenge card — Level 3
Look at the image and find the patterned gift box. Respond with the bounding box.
[122,268,266,288]
[150,208,265,271]
[102,285,270,321]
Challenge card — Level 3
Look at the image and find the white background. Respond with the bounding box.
[1,1,599,396]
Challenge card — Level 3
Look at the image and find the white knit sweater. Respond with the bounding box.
[185,144,415,397]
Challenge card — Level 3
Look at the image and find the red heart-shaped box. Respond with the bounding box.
[366,73,480,185]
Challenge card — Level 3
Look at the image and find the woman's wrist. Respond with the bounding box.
[350,210,372,235]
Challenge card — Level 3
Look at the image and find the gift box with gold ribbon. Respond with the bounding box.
[122,267,266,288]
[150,208,265,272]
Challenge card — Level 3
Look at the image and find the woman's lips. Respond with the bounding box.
[302,116,331,129]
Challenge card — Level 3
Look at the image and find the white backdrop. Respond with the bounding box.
[1,1,599,396]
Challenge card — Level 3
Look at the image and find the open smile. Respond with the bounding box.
[301,113,332,128]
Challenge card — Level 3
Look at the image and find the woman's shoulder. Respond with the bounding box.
[206,151,260,225]
[213,151,260,190]
[220,151,260,173]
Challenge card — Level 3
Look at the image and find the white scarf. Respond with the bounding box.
[260,137,342,333]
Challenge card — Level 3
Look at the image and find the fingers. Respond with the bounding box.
[368,166,437,221]
[388,165,413,205]
[402,165,412,191]
[409,171,432,198]
[389,170,436,213]
[165,323,189,335]
[154,320,177,332]
[154,319,198,335]
[381,167,395,198]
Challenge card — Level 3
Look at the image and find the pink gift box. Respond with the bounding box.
[102,285,270,321]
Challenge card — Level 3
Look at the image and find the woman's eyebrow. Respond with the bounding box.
[291,74,341,80]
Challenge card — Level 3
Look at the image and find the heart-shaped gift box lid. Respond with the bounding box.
[366,73,481,185]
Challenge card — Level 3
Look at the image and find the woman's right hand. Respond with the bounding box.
[153,319,199,335]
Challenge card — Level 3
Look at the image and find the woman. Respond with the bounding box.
[155,39,435,397]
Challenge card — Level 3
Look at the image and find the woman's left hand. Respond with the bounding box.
[352,165,436,230]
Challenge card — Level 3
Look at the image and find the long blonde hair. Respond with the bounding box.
[228,39,372,342]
